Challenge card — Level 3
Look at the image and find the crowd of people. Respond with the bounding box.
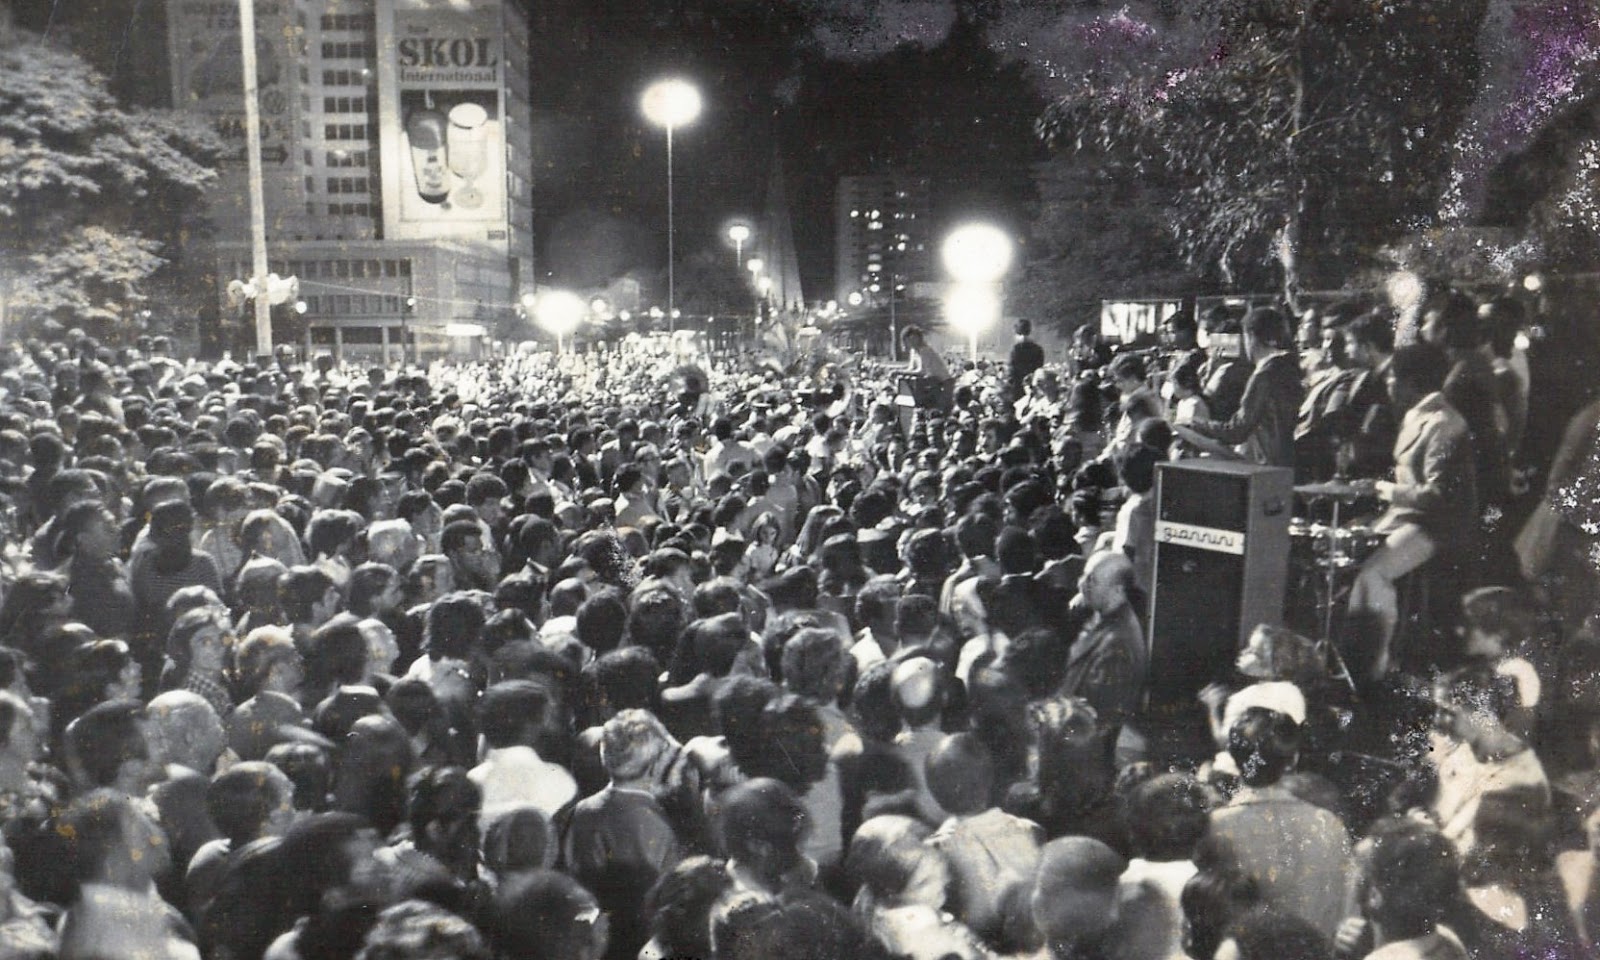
[0,283,1595,960]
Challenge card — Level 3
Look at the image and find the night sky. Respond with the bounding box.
[8,0,1108,301]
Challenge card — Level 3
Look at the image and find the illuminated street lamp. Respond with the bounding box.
[533,289,585,354]
[728,224,751,268]
[942,223,1013,284]
[641,77,702,330]
[945,284,1002,362]
[942,223,1013,360]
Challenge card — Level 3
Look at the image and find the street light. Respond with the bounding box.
[728,224,751,268]
[641,77,702,331]
[533,289,585,354]
[945,284,1002,361]
[941,223,1013,283]
[942,223,1013,360]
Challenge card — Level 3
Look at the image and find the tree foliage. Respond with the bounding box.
[0,26,220,334]
[1015,142,1197,336]
[1475,0,1600,270]
[1037,0,1487,298]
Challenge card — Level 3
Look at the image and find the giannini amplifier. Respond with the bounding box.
[1147,460,1293,706]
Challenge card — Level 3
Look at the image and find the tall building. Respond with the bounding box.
[833,174,935,309]
[165,0,533,359]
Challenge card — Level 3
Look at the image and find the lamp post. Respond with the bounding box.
[641,78,702,331]
[728,224,750,269]
[942,223,1013,361]
[237,0,272,358]
[533,289,584,355]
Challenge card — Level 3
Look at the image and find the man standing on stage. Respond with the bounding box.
[1176,306,1304,469]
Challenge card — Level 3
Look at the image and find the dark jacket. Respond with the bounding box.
[1192,352,1305,469]
[1443,351,1510,507]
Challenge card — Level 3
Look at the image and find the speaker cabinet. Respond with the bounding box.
[1147,460,1293,706]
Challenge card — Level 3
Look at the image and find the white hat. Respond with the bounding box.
[1223,681,1307,730]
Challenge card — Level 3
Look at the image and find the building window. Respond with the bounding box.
[320,14,373,31]
[320,41,370,60]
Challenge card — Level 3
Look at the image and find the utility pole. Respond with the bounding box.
[238,0,272,357]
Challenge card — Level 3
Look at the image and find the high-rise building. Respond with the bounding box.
[833,174,935,309]
[165,0,533,359]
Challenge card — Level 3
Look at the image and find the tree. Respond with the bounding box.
[1474,0,1600,271]
[1015,142,1198,336]
[1037,0,1488,301]
[0,25,220,337]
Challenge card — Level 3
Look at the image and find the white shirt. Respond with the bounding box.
[469,745,578,825]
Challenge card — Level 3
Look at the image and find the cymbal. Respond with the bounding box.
[1294,481,1368,499]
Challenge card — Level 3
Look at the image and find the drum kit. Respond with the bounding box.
[1291,480,1384,646]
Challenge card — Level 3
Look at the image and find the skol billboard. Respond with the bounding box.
[377,0,509,244]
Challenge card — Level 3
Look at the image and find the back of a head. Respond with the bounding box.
[576,591,628,654]
[1126,772,1212,862]
[1425,288,1483,349]
[995,526,1040,576]
[1223,906,1332,960]
[1244,307,1290,349]
[1036,835,1125,899]
[61,788,139,884]
[146,689,225,772]
[355,900,489,960]
[781,628,846,701]
[209,761,293,846]
[845,815,935,902]
[925,732,995,816]
[479,680,549,749]
[407,765,481,837]
[425,592,486,660]
[1119,443,1161,496]
[66,699,147,790]
[1226,707,1301,788]
[482,805,552,877]
[644,855,732,960]
[1389,342,1451,397]
[1181,866,1262,960]
[488,869,597,960]
[696,612,751,678]
[890,656,941,727]
[718,777,807,862]
[599,708,671,783]
[1033,836,1128,945]
[1362,817,1461,940]
[1440,660,1520,732]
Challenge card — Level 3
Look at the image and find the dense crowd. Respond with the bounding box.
[0,286,1596,960]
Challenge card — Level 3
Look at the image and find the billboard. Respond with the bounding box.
[166,0,299,165]
[1100,299,1181,344]
[377,0,509,244]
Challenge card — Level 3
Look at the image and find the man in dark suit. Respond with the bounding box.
[1008,319,1046,404]
[1348,343,1477,680]
[1176,306,1305,469]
